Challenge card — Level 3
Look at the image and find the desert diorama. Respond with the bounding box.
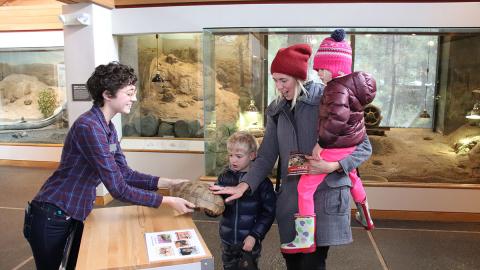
[0,49,68,144]
[117,32,480,182]
[357,33,480,184]
[198,32,480,183]
[1,31,478,185]
[118,34,265,177]
[362,126,479,184]
[119,34,261,139]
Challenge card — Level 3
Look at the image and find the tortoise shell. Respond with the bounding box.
[170,181,225,217]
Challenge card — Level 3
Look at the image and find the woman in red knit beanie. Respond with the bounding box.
[270,43,312,108]
[211,42,373,270]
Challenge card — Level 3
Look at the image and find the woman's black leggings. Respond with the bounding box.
[282,246,330,270]
[23,201,83,270]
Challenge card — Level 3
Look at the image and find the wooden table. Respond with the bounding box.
[76,205,213,270]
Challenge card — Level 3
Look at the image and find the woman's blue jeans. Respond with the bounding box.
[23,201,83,270]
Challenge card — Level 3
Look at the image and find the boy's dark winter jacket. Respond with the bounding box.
[216,167,276,245]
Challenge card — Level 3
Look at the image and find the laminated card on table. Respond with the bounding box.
[145,229,206,262]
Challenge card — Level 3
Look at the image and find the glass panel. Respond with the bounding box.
[203,31,267,176]
[355,35,438,128]
[0,47,67,144]
[267,34,329,103]
[203,27,480,185]
[117,33,203,139]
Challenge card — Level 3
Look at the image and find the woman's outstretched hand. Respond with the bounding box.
[162,196,195,215]
[209,182,250,203]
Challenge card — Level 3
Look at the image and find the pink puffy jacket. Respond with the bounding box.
[318,71,376,148]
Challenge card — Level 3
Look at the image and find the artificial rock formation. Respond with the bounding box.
[139,53,240,125]
[362,127,480,184]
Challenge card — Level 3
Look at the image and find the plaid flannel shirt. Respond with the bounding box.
[34,105,162,221]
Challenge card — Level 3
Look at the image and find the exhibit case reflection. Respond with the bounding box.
[0,47,67,144]
[202,27,480,185]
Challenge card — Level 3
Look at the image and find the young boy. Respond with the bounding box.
[216,131,276,270]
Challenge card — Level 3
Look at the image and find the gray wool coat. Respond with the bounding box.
[242,81,372,246]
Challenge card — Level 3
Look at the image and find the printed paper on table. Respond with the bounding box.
[145,229,206,262]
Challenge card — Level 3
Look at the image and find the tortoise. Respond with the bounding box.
[170,181,225,217]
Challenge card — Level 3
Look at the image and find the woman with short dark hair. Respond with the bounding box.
[23,62,195,270]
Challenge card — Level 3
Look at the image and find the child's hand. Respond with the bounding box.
[312,143,323,160]
[242,235,256,252]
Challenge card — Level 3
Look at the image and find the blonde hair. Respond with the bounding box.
[276,79,309,110]
[227,131,257,154]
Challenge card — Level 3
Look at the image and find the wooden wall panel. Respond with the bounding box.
[114,0,480,8]
[115,0,260,6]
[1,0,57,5]
[0,3,63,31]
[56,0,114,8]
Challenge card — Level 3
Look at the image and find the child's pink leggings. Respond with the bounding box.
[298,146,366,216]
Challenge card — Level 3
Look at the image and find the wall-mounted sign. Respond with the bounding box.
[72,84,91,101]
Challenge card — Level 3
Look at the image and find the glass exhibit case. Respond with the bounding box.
[117,33,204,139]
[203,27,480,184]
[0,47,67,144]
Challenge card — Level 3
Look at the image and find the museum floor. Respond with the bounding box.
[1,165,480,270]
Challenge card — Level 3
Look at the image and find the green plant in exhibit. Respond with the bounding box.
[37,88,58,118]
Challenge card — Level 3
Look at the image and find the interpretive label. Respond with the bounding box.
[72,84,91,101]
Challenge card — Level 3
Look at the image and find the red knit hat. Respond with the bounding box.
[271,44,312,81]
[313,29,352,78]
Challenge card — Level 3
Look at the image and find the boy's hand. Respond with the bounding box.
[242,235,256,252]
[312,143,323,161]
[162,196,195,215]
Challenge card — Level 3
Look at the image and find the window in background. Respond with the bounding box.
[355,35,438,128]
[203,27,480,186]
[267,34,329,104]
